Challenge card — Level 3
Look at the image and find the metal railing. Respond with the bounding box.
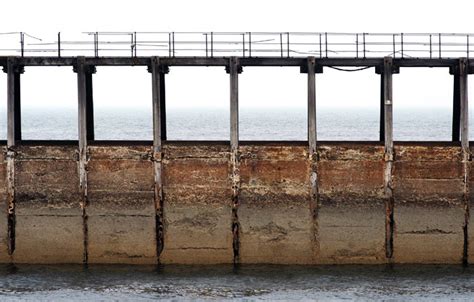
[1,31,474,59]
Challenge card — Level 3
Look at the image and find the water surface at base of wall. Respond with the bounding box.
[0,264,472,301]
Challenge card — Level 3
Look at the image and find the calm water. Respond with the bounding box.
[0,106,465,141]
[0,265,473,301]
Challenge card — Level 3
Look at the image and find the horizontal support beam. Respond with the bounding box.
[2,56,474,71]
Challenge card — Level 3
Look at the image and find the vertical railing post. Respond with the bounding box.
[429,34,432,59]
[280,33,283,58]
[149,57,169,263]
[227,57,242,264]
[400,33,404,58]
[248,32,252,57]
[74,56,95,264]
[363,32,366,59]
[356,34,359,58]
[382,57,395,259]
[3,58,23,256]
[20,32,24,57]
[306,57,319,260]
[58,32,61,58]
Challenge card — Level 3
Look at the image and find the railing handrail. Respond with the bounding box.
[1,31,474,59]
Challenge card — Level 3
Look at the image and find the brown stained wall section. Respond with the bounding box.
[239,144,313,264]
[14,145,83,263]
[87,145,156,264]
[318,143,386,264]
[393,144,465,263]
[0,142,470,264]
[467,145,474,263]
[160,143,233,264]
[0,147,7,262]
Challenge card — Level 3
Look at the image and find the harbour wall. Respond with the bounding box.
[0,141,469,264]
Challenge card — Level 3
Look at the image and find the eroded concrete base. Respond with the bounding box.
[160,144,233,264]
[393,145,465,263]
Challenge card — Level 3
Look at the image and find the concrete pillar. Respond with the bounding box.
[458,59,469,157]
[228,57,241,264]
[74,57,96,264]
[380,73,385,141]
[458,58,470,265]
[149,57,168,262]
[3,58,24,256]
[6,59,23,146]
[306,57,319,259]
[382,57,394,259]
[453,74,461,142]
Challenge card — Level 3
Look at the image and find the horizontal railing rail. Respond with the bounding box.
[1,32,474,59]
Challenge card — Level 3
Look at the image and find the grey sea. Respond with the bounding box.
[0,264,473,301]
[1,107,473,301]
[0,106,467,141]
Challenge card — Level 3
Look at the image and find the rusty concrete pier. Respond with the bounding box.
[0,50,473,264]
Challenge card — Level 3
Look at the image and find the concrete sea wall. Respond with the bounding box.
[0,141,470,265]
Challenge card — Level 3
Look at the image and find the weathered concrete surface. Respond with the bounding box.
[160,143,233,264]
[14,145,83,263]
[0,147,8,262]
[318,143,386,264]
[393,144,464,263]
[87,145,156,264]
[468,146,474,263]
[239,143,314,264]
[0,142,470,264]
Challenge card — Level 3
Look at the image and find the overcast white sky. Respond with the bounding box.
[1,0,474,110]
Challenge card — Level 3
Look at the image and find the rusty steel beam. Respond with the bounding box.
[227,57,241,264]
[149,57,167,263]
[3,58,23,256]
[75,57,95,264]
[306,57,319,259]
[382,57,395,260]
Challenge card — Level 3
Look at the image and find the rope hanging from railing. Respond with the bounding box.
[327,66,372,72]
